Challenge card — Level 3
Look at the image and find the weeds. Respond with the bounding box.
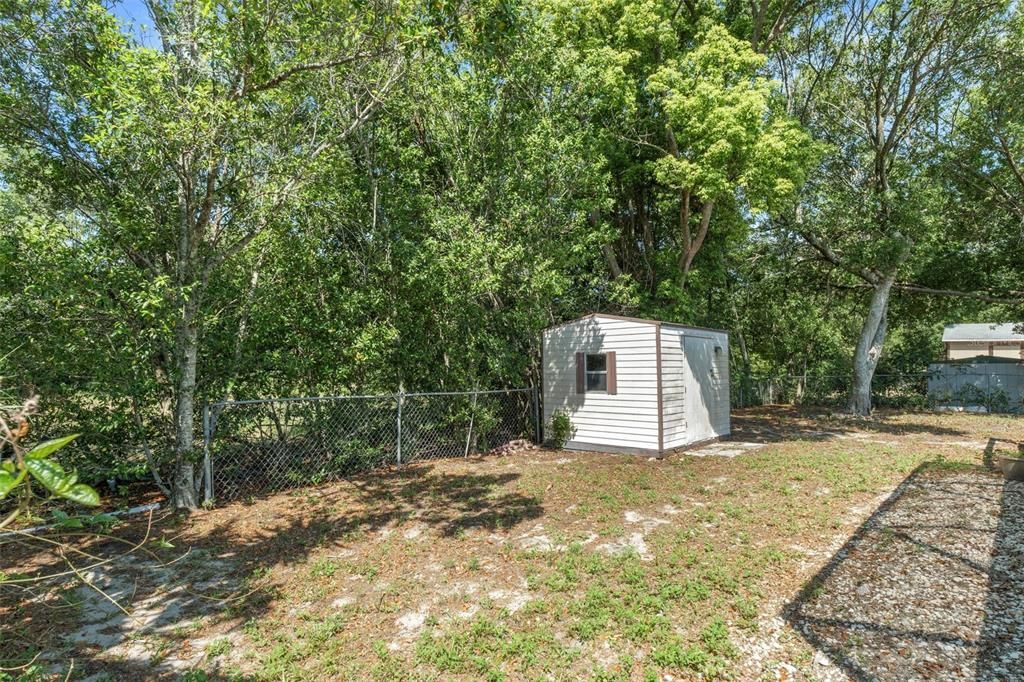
[18,408,995,681]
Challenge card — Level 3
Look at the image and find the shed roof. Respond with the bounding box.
[942,323,1024,342]
[543,313,728,336]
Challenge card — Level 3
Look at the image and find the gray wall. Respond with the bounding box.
[927,362,1024,414]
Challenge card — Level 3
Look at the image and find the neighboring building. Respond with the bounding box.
[542,314,730,456]
[942,323,1024,361]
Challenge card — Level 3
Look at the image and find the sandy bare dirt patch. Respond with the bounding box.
[2,408,1022,681]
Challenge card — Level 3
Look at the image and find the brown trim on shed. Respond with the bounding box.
[575,352,585,394]
[660,321,731,335]
[606,351,617,395]
[655,322,664,454]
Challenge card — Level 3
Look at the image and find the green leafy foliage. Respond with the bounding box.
[50,509,117,532]
[0,468,22,498]
[4,434,99,507]
[547,410,576,450]
[25,434,81,460]
[648,24,813,209]
[0,0,1021,495]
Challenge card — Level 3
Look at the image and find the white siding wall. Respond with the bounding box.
[706,331,731,436]
[543,317,660,451]
[993,343,1023,360]
[662,327,731,447]
[660,328,689,450]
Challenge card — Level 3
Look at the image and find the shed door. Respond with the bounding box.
[683,335,719,442]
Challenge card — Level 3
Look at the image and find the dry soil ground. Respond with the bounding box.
[1,407,1022,681]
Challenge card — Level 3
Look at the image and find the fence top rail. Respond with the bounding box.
[742,372,939,381]
[208,394,397,408]
[741,370,1020,382]
[401,388,534,398]
[208,387,535,409]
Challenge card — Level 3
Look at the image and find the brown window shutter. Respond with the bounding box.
[575,352,585,394]
[606,351,617,395]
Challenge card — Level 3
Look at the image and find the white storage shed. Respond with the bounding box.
[542,314,730,456]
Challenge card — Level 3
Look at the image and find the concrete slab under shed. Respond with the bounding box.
[683,441,765,458]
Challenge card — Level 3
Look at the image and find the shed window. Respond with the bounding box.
[586,353,607,391]
[575,351,617,395]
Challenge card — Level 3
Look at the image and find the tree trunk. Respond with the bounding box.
[223,253,264,402]
[848,274,895,416]
[172,299,200,509]
[601,243,622,279]
[679,200,713,289]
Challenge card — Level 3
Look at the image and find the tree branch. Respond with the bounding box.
[243,53,378,96]
[831,280,1024,304]
[798,230,881,285]
[892,282,1024,304]
[131,395,171,498]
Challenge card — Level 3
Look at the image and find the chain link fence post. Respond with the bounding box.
[986,372,992,412]
[532,384,541,444]
[396,391,404,466]
[202,403,214,504]
[463,389,478,457]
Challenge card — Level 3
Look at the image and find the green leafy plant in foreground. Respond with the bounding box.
[1,399,100,529]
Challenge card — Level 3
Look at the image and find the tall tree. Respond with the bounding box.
[0,0,408,506]
[538,0,815,324]
[648,23,814,288]
[942,6,1024,307]
[777,0,1009,414]
[0,0,611,501]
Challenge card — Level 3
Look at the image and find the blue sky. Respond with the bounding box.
[108,0,148,24]
[106,0,159,46]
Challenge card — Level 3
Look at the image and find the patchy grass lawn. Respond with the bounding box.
[1,407,1021,681]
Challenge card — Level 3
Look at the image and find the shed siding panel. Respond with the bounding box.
[661,328,730,448]
[660,328,689,449]
[544,317,660,450]
[710,334,731,435]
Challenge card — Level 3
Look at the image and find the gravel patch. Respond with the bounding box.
[787,465,1024,681]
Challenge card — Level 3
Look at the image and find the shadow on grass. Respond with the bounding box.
[731,406,970,443]
[0,462,543,680]
[784,446,1024,680]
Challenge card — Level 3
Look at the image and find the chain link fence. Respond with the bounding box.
[733,367,1024,415]
[202,388,539,503]
[733,373,929,410]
